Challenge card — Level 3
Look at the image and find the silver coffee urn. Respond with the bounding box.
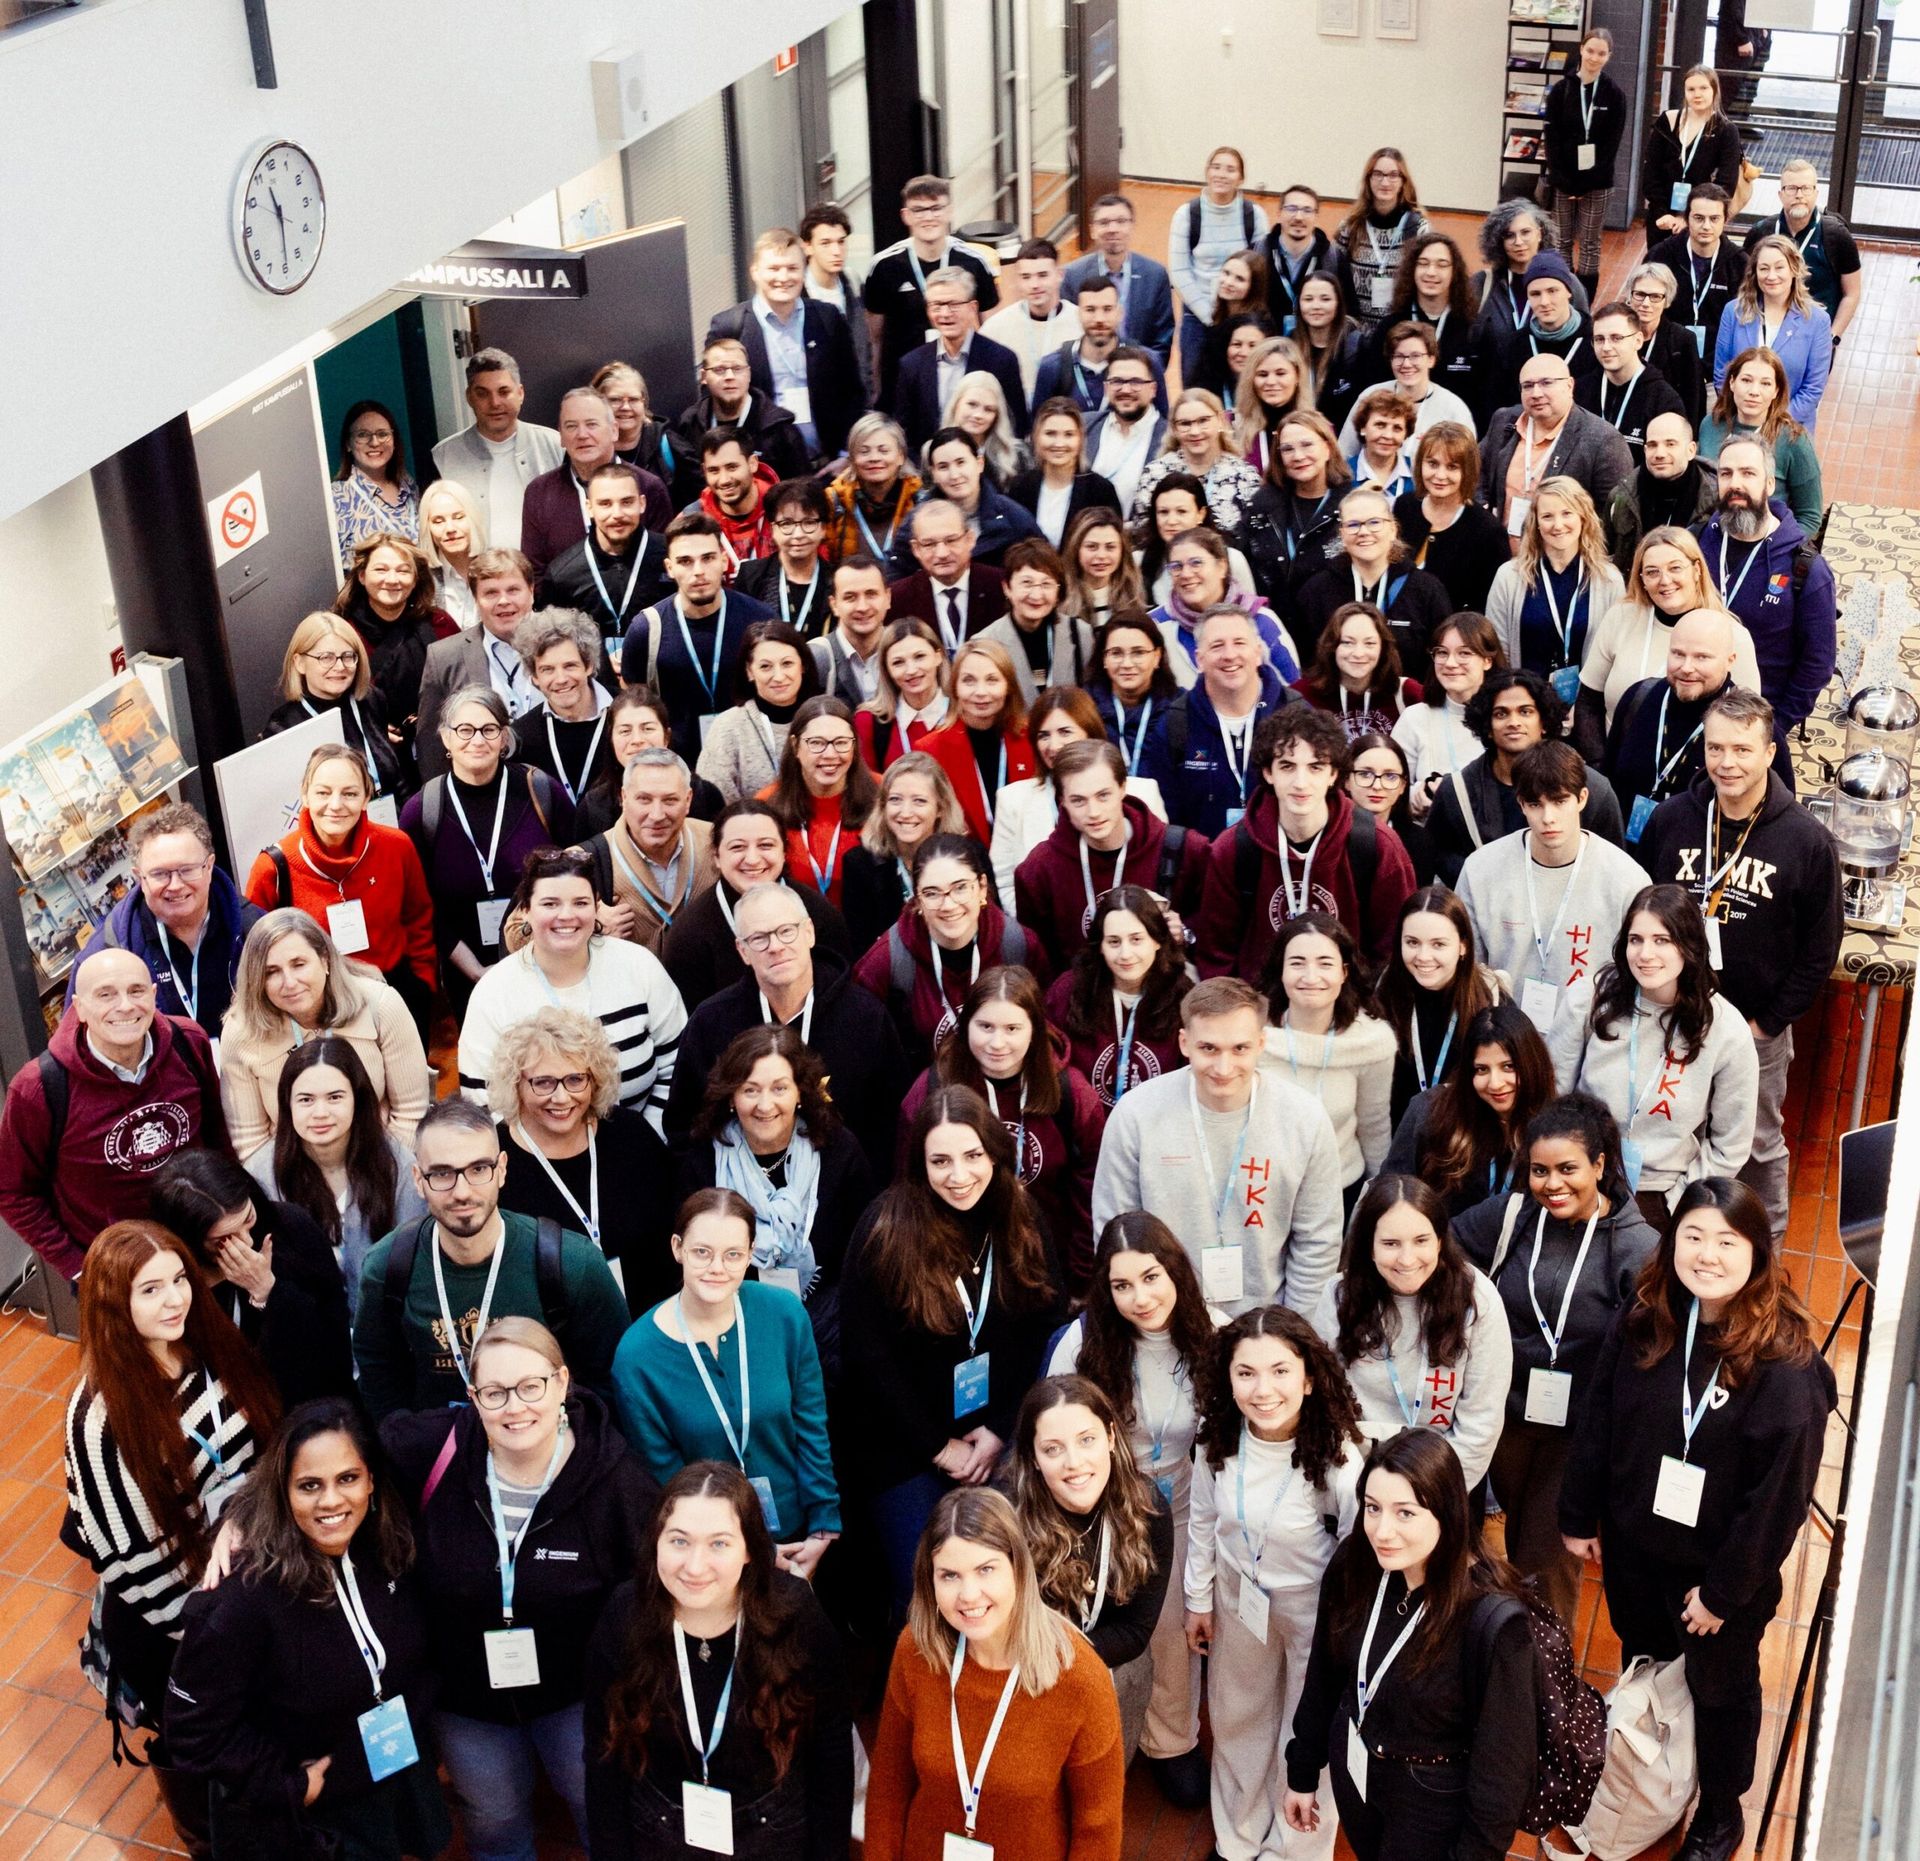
[1830,685,1920,928]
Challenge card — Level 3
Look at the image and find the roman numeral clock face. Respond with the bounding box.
[233,139,326,294]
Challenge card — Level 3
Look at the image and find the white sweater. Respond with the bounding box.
[1392,697,1480,792]
[1455,829,1648,996]
[1308,1270,1513,1487]
[1093,1068,1345,1319]
[1185,1430,1362,1610]
[1049,1318,1202,1516]
[1547,979,1759,1202]
[695,704,788,805]
[1259,1011,1396,1186]
[1484,559,1627,675]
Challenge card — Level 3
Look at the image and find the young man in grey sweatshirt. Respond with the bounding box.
[1091,977,1344,1318]
[1456,740,1646,1030]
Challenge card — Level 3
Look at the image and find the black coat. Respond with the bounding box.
[380,1392,660,1724]
[1289,561,1454,684]
[1390,495,1512,615]
[838,844,911,956]
[1244,482,1347,619]
[213,1196,355,1410]
[1575,365,1690,464]
[263,688,408,803]
[892,332,1030,457]
[706,296,866,461]
[1640,112,1745,229]
[539,531,676,639]
[669,389,812,505]
[1542,71,1630,195]
[661,877,852,1015]
[1003,468,1122,534]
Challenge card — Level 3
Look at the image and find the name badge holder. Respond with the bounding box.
[1135,1361,1187,1509]
[1521,833,1588,1021]
[1618,1003,1669,1195]
[1229,1450,1296,1648]
[483,1430,568,1689]
[1347,1574,1426,1804]
[954,1250,995,1420]
[326,898,370,955]
[681,1296,782,1535]
[1521,978,1559,1031]
[334,1551,420,1782]
[946,1639,1021,1861]
[1653,1298,1720,1528]
[675,1622,738,1854]
[1522,1205,1600,1427]
[1191,1077,1256,1306]
[448,775,510,948]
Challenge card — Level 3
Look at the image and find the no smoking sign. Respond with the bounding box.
[206,470,271,566]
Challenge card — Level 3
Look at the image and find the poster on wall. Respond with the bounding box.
[1317,0,1360,33]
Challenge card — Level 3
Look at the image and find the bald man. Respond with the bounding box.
[1603,409,1716,574]
[1477,351,1634,531]
[1604,607,1741,849]
[0,947,228,1281]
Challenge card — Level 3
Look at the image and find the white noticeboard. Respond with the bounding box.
[211,710,336,880]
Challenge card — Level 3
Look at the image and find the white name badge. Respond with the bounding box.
[944,1836,995,1861]
[1202,1244,1246,1304]
[476,898,510,949]
[778,385,815,427]
[326,898,370,955]
[484,1626,541,1689]
[759,1265,802,1299]
[368,795,401,830]
[1653,1454,1706,1528]
[1577,143,1596,170]
[1345,1720,1369,1803]
[1520,977,1559,1032]
[1525,1366,1573,1428]
[1235,1569,1270,1644]
[1688,324,1707,358]
[1370,274,1395,312]
[1507,495,1531,538]
[683,1780,735,1855]
[698,713,720,746]
[1704,915,1723,968]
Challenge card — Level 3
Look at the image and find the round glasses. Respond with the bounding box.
[472,1374,558,1410]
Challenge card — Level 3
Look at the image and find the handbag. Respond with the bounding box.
[1544,1654,1697,1858]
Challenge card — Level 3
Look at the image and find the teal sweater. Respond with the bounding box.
[612,1280,841,1537]
[352,1211,630,1418]
[1697,416,1824,534]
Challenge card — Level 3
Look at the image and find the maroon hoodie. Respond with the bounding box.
[1193,788,1416,984]
[0,1009,229,1278]
[1043,971,1188,1111]
[898,1029,1108,1291]
[1013,797,1212,969]
[853,902,1051,1068]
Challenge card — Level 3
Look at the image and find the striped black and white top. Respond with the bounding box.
[64,1366,259,1637]
[457,940,687,1136]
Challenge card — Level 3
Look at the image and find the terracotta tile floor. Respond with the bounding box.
[0,187,1908,1861]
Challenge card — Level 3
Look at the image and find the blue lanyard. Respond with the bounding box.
[608,830,686,930]
[674,596,730,707]
[977,738,1008,828]
[1383,1355,1428,1426]
[957,1247,995,1352]
[184,1381,227,1473]
[1118,697,1153,775]
[1190,1077,1257,1241]
[779,568,823,634]
[1651,689,1706,797]
[1133,1354,1185,1471]
[1411,1007,1455,1094]
[163,927,203,1026]
[486,1431,567,1623]
[852,500,899,558]
[1679,1297,1722,1459]
[1487,1156,1516,1196]
[1112,993,1140,1102]
[1233,1447,1296,1577]
[1281,1020,1335,1082]
[1718,532,1766,609]
[1540,562,1589,667]
[674,1624,737,1785]
[1626,997,1671,1125]
[680,1295,752,1472]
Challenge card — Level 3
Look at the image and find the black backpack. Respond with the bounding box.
[1186,195,1257,256]
[381,1214,569,1373]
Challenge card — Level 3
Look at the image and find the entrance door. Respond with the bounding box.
[1663,0,1920,234]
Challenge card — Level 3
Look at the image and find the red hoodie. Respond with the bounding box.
[1013,797,1212,969]
[699,461,781,579]
[898,1028,1108,1291]
[0,1009,228,1278]
[1193,788,1416,983]
[245,809,437,986]
[853,902,1051,1067]
[1043,970,1189,1110]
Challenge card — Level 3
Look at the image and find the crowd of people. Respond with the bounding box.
[5,89,1861,1861]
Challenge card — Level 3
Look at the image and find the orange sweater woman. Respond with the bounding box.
[244,746,437,1022]
[865,1487,1124,1861]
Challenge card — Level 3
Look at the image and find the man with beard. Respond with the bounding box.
[538,463,674,645]
[1694,435,1835,787]
[1603,607,1742,849]
[520,387,671,581]
[1602,411,1715,574]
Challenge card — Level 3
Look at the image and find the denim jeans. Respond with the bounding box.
[434,1702,589,1861]
[1176,308,1209,390]
[871,1469,952,1620]
[1738,1025,1794,1239]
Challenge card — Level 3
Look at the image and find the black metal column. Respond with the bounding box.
[89,416,245,864]
[862,0,928,254]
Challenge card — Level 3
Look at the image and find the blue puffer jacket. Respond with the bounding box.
[1138,662,1298,836]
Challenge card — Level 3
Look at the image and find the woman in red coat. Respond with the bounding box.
[921,640,1038,845]
[245,743,438,1038]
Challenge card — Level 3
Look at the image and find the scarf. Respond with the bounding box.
[713,1121,824,1295]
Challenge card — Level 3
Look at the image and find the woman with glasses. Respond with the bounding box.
[1130,390,1263,541]
[417,478,487,633]
[1390,613,1503,818]
[1623,260,1706,425]
[855,619,953,771]
[492,1005,679,1317]
[400,684,570,1016]
[1292,486,1452,682]
[696,619,823,807]
[264,613,411,806]
[1334,148,1428,333]
[594,359,676,483]
[222,907,431,1163]
[331,530,456,753]
[762,694,878,910]
[1137,473,1260,613]
[378,1317,659,1860]
[1242,410,1353,618]
[1699,346,1825,533]
[1345,730,1434,886]
[840,752,966,955]
[1485,475,1624,686]
[614,1188,842,1583]
[1087,613,1181,772]
[329,399,419,568]
[460,846,689,1134]
[246,1037,425,1324]
[1150,519,1292,683]
[1060,509,1146,634]
[735,481,833,633]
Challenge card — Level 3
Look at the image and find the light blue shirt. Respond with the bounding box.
[753,293,817,451]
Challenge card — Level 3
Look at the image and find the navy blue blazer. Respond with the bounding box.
[1030,343,1170,418]
[705,296,866,462]
[892,332,1030,457]
[1061,253,1177,365]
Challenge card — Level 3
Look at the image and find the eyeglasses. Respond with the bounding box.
[140,857,213,888]
[1342,517,1389,534]
[1352,768,1406,788]
[472,1374,558,1410]
[741,921,805,953]
[447,722,505,744]
[1628,287,1669,303]
[918,878,980,908]
[799,735,855,754]
[352,429,395,444]
[1107,374,1154,390]
[683,1244,753,1268]
[420,1159,501,1192]
[1172,415,1218,431]
[525,1072,590,1097]
[1779,182,1817,196]
[773,516,823,533]
[301,649,359,669]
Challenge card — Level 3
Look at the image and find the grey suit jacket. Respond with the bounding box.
[430,421,564,545]
[1475,404,1634,518]
[414,628,506,782]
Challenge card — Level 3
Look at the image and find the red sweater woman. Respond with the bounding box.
[921,640,1038,845]
[760,695,878,911]
[245,745,437,1029]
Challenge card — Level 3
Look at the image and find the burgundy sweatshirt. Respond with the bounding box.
[853,902,1051,1067]
[0,1010,229,1278]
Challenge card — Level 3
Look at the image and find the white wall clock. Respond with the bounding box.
[234,139,326,294]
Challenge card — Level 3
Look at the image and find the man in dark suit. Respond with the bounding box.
[1476,354,1634,532]
[892,268,1028,457]
[1031,274,1169,417]
[705,229,865,465]
[1060,192,1176,366]
[884,498,1008,652]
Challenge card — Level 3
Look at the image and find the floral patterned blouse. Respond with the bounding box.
[331,468,420,568]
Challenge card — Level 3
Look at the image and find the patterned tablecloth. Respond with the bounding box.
[1792,503,1920,989]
